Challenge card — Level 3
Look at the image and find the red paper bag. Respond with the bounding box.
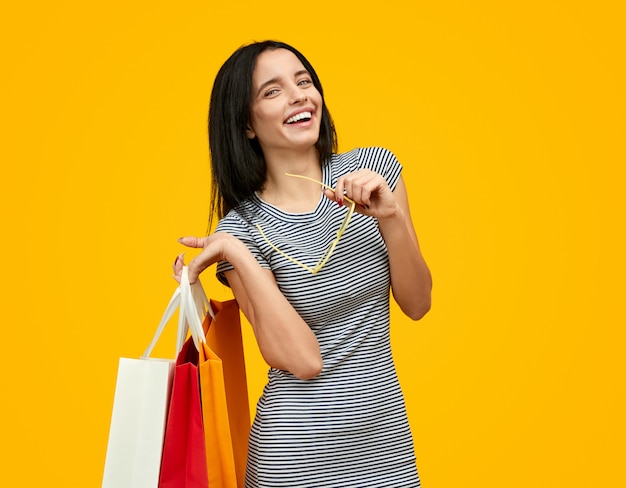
[158,337,208,488]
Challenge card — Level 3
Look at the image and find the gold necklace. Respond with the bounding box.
[256,173,356,274]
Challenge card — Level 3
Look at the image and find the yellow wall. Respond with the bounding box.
[2,1,624,486]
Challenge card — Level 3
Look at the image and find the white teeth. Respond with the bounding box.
[286,111,312,124]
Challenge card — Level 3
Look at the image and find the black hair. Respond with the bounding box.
[207,40,337,227]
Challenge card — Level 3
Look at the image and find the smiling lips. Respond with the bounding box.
[285,111,312,124]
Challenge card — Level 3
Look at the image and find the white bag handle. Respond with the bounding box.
[141,287,183,359]
[192,276,215,320]
[140,267,214,358]
[180,266,207,351]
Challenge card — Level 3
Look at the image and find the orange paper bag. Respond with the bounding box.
[199,299,250,488]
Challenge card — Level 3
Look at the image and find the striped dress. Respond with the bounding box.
[216,147,421,487]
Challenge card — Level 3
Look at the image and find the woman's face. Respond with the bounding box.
[247,48,323,157]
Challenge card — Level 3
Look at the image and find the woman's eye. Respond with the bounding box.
[264,88,279,97]
[298,79,311,86]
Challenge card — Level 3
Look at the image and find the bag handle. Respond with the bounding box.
[141,285,183,359]
[140,267,214,358]
[190,270,215,321]
[180,266,207,351]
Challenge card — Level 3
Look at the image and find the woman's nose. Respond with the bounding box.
[290,91,308,104]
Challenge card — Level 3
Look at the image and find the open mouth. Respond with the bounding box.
[285,111,312,124]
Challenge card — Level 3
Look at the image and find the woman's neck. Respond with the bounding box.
[259,148,323,213]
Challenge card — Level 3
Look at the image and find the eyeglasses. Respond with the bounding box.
[256,173,356,275]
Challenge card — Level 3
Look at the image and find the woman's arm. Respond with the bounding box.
[176,233,323,380]
[327,171,432,320]
[377,176,432,320]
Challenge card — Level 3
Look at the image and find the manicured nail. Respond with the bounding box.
[338,198,343,206]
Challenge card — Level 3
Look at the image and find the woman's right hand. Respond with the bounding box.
[172,232,242,284]
[174,232,324,379]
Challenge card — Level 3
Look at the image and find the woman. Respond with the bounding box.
[175,40,432,487]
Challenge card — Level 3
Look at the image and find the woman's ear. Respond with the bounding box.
[246,125,256,139]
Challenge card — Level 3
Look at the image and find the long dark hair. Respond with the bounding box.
[208,40,337,227]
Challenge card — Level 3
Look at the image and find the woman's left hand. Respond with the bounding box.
[323,169,399,219]
[325,170,432,320]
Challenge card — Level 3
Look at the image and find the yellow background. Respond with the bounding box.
[2,1,625,486]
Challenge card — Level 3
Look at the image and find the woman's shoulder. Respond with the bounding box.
[216,199,260,234]
[332,146,399,167]
[331,146,402,186]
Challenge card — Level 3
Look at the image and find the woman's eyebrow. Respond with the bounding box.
[256,77,281,97]
[255,70,311,97]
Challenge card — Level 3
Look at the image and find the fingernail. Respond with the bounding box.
[338,198,343,206]
[177,237,183,243]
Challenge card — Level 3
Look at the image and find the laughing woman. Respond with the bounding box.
[174,40,432,487]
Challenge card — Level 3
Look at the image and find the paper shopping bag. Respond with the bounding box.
[157,267,251,488]
[157,267,210,488]
[102,280,185,488]
[158,336,209,488]
[199,299,250,488]
[102,358,175,488]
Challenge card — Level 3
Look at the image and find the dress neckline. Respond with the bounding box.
[251,161,333,222]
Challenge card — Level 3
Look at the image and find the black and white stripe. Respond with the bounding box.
[216,147,420,487]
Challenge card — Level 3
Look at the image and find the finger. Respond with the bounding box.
[171,253,185,282]
[345,176,364,205]
[334,177,346,206]
[359,178,380,206]
[355,174,386,206]
[177,236,208,248]
[172,252,185,271]
[186,259,209,285]
[186,245,218,284]
[187,270,198,285]
[323,188,338,203]
[360,186,372,206]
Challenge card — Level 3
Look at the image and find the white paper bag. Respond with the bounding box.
[102,278,197,488]
[102,357,175,487]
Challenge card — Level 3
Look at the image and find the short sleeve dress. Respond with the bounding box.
[216,147,421,488]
